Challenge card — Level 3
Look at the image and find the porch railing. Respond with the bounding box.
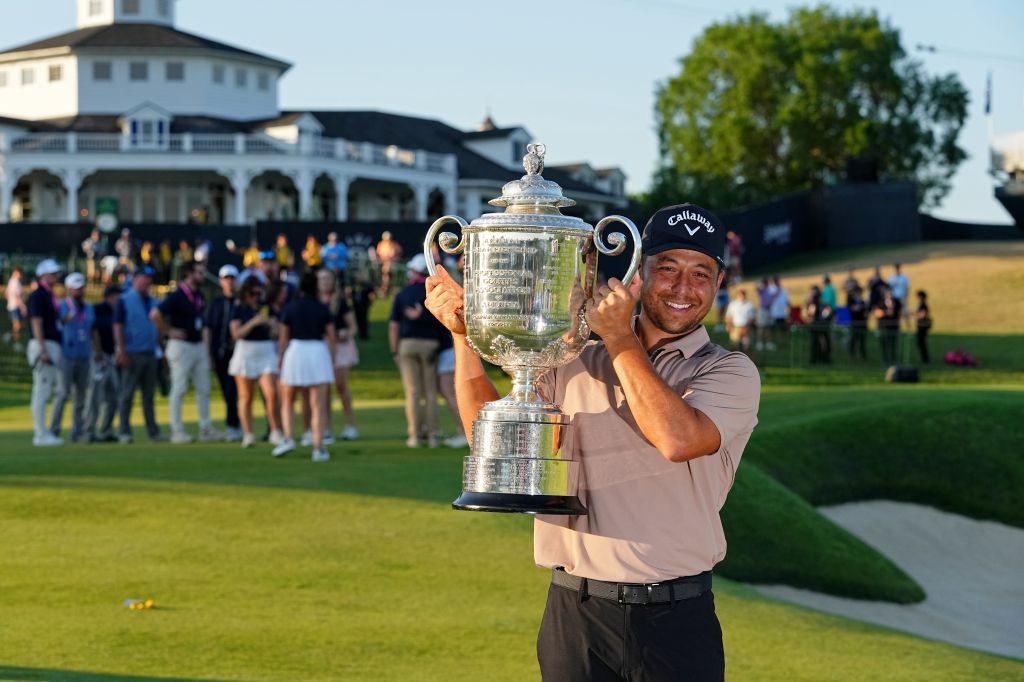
[0,131,457,173]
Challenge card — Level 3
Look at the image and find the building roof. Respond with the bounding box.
[290,110,612,198]
[0,23,290,69]
[460,127,524,140]
[38,114,254,134]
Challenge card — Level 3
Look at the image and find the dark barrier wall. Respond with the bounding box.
[719,192,814,272]
[821,183,920,248]
[920,214,1023,240]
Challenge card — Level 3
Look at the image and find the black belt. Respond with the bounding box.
[552,568,711,606]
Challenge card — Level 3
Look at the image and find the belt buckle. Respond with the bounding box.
[617,583,653,605]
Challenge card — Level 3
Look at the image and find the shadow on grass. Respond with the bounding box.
[0,666,241,682]
[0,404,468,508]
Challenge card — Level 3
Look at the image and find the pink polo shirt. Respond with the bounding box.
[534,324,760,583]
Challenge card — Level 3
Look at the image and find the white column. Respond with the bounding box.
[230,169,249,225]
[444,184,457,216]
[155,182,166,222]
[0,168,18,223]
[63,168,82,223]
[412,183,430,221]
[294,169,314,219]
[331,173,351,222]
[464,189,482,219]
[178,183,187,222]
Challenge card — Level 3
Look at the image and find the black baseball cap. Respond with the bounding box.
[641,203,726,267]
[103,284,123,297]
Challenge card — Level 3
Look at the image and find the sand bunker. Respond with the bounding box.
[755,500,1024,660]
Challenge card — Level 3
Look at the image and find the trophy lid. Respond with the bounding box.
[488,143,577,209]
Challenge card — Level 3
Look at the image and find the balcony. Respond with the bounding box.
[0,131,457,174]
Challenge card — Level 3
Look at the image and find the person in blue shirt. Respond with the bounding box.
[114,267,164,443]
[88,284,122,442]
[51,273,95,442]
[320,232,349,281]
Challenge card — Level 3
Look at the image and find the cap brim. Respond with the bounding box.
[643,242,725,266]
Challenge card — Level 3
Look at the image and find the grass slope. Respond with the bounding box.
[745,387,1024,527]
[1,431,1022,680]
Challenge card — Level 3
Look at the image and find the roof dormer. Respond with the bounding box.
[78,0,177,30]
[118,101,171,149]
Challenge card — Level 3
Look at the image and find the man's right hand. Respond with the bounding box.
[425,267,466,336]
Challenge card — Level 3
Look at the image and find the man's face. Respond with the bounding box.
[261,260,277,277]
[189,265,207,287]
[107,293,121,307]
[220,276,235,296]
[70,286,85,301]
[135,275,152,294]
[640,249,723,339]
[41,272,57,287]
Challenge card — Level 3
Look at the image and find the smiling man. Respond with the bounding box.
[426,203,761,681]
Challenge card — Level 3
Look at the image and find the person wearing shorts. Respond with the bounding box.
[332,285,359,441]
[229,276,283,449]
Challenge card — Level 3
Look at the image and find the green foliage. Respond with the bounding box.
[649,5,968,212]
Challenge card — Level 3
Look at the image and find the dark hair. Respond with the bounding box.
[183,259,202,274]
[238,276,263,303]
[266,279,285,305]
[917,289,927,298]
[299,271,319,298]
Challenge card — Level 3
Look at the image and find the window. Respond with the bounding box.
[512,140,528,164]
[93,61,112,80]
[21,68,34,86]
[212,64,224,84]
[129,61,148,81]
[257,72,270,91]
[0,72,7,88]
[49,65,63,82]
[235,68,247,88]
[89,0,104,16]
[166,61,184,81]
[122,0,139,14]
[157,0,170,16]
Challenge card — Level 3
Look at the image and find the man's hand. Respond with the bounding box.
[585,276,641,344]
[425,267,466,336]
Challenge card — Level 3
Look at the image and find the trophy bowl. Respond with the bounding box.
[424,143,641,515]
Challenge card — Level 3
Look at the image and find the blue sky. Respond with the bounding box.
[1,0,1021,223]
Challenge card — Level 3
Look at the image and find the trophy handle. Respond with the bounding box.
[423,215,469,277]
[594,215,642,286]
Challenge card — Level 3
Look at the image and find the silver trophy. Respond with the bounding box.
[424,143,641,514]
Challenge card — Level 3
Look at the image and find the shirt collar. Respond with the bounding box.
[632,316,711,360]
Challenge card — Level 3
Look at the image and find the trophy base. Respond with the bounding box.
[452,491,586,515]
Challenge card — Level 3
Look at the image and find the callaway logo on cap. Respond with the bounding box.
[641,203,727,266]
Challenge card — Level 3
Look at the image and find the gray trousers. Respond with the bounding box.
[88,354,120,439]
[118,351,160,438]
[51,356,92,439]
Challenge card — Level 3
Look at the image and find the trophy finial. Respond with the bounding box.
[524,143,546,176]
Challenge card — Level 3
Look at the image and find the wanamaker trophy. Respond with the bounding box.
[423,143,641,515]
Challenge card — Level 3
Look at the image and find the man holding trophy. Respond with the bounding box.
[424,146,760,680]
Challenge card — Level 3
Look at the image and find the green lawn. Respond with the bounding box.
[2,240,1024,679]
[1,405,1022,681]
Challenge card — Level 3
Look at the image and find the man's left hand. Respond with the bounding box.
[585,276,641,343]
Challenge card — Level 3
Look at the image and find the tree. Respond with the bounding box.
[649,6,969,212]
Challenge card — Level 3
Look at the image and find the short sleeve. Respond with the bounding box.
[388,295,402,323]
[279,302,295,328]
[27,291,44,318]
[682,352,761,458]
[157,292,176,316]
[114,299,126,324]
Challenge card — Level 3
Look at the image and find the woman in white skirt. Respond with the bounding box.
[228,276,282,448]
[273,272,337,461]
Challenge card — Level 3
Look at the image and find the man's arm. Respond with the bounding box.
[587,278,722,463]
[424,267,497,441]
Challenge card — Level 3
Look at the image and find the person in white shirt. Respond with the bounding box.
[4,266,27,348]
[725,288,756,350]
[887,263,910,331]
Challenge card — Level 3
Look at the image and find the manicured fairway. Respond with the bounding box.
[1,400,1022,681]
